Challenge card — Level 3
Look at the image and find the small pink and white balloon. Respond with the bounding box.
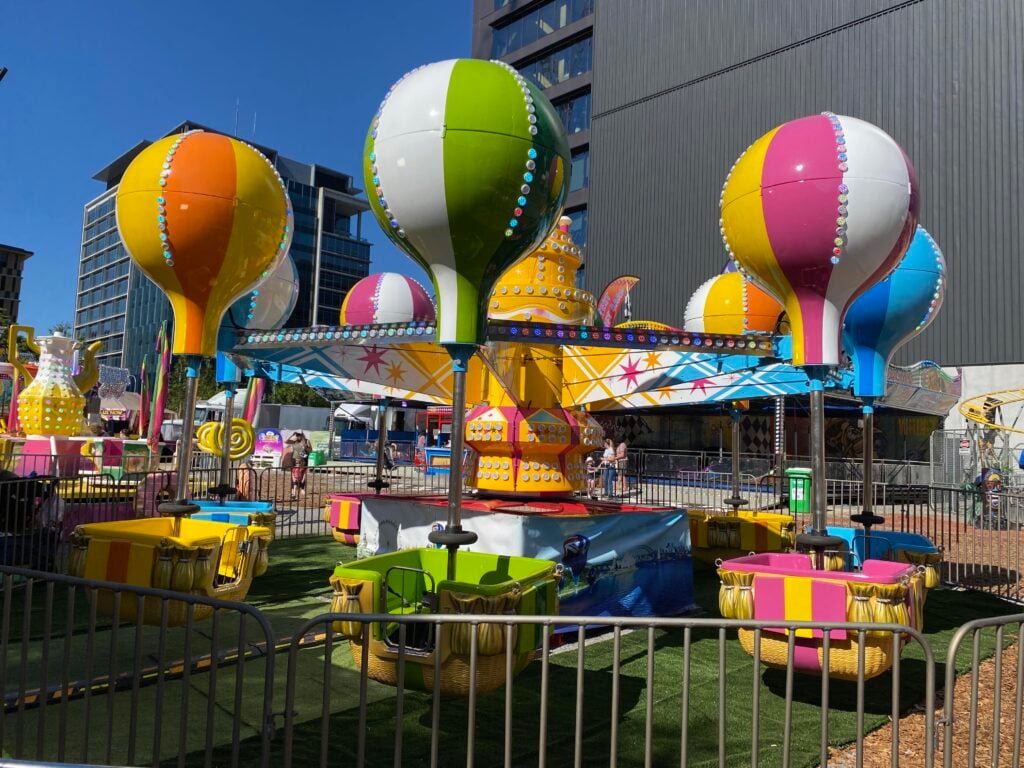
[339,272,436,326]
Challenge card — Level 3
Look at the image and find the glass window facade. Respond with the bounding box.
[567,207,588,247]
[286,179,320,327]
[282,180,371,327]
[315,193,370,326]
[75,192,132,366]
[519,37,592,89]
[554,91,591,135]
[492,0,595,58]
[122,269,171,375]
[570,149,590,192]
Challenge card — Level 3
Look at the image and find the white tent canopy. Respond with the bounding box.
[334,403,372,425]
[100,391,142,414]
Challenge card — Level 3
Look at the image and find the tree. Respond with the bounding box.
[165,357,220,415]
[48,321,73,336]
[265,381,330,407]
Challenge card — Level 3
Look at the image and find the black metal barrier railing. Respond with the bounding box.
[0,566,275,768]
[1,565,1023,767]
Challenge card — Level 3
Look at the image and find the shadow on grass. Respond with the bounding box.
[170,659,649,768]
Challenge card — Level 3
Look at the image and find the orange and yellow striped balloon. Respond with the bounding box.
[683,272,784,335]
[116,131,293,357]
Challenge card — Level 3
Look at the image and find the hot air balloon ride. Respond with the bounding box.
[832,225,945,577]
[116,129,294,517]
[363,58,570,567]
[717,113,929,679]
[64,131,291,623]
[320,58,573,695]
[720,112,919,556]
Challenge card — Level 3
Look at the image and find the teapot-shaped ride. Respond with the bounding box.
[7,326,100,437]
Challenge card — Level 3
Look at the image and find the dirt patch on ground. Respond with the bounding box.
[827,642,1023,767]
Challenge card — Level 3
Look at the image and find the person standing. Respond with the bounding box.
[601,438,616,498]
[285,431,312,500]
[615,438,629,496]
[384,442,399,477]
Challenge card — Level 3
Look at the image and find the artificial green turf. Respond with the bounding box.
[3,537,1021,768]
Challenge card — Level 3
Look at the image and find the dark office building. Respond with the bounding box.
[476,2,1024,367]
[569,0,1022,368]
[473,0,594,282]
[0,243,32,325]
[77,121,372,375]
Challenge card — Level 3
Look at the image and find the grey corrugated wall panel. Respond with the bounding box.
[587,0,1024,366]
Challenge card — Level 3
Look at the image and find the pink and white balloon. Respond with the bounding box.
[720,113,919,367]
[339,272,436,326]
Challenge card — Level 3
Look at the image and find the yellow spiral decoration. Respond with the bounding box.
[196,419,255,460]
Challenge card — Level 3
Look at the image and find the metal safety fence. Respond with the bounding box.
[0,565,1022,767]
[0,566,275,768]
[941,614,1024,768]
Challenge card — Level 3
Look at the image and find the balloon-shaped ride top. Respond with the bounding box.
[720,112,918,367]
[684,271,783,335]
[364,58,570,346]
[222,252,300,333]
[117,130,294,357]
[843,225,945,399]
[340,272,435,326]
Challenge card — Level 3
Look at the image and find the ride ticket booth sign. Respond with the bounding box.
[253,428,284,468]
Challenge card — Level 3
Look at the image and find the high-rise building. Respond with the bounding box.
[473,0,594,282]
[0,243,32,324]
[76,121,372,375]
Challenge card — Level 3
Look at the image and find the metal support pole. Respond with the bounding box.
[428,345,478,581]
[862,402,873,518]
[723,405,748,513]
[214,388,235,501]
[161,356,201,531]
[367,398,390,494]
[851,398,885,556]
[794,367,844,568]
[810,382,826,532]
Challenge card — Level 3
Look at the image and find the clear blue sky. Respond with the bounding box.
[0,0,473,332]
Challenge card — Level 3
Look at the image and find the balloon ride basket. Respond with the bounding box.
[687,509,798,567]
[353,493,697,628]
[717,552,931,680]
[330,546,559,696]
[191,500,278,541]
[67,515,273,626]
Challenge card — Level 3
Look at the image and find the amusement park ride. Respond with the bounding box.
[0,58,958,687]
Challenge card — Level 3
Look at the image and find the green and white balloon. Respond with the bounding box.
[364,58,571,345]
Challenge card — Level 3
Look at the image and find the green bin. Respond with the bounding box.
[785,468,812,514]
[308,450,325,467]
